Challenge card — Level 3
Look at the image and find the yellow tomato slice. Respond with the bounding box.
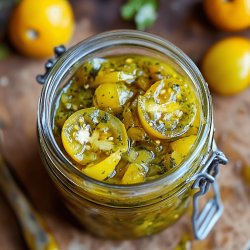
[74,58,105,85]
[169,135,197,167]
[61,108,128,180]
[138,79,198,139]
[93,71,135,86]
[82,151,121,181]
[148,62,178,81]
[121,163,146,184]
[122,100,147,141]
[170,135,197,155]
[170,151,183,166]
[93,83,133,113]
[127,147,154,164]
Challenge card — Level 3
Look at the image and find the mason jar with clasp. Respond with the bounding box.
[36,30,228,240]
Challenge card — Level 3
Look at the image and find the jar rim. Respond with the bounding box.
[38,29,213,191]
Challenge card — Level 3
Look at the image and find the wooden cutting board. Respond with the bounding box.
[0,1,250,249]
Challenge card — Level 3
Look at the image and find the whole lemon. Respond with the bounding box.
[9,0,74,58]
[202,37,250,96]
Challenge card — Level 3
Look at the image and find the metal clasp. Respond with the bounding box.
[36,45,66,84]
[192,141,228,240]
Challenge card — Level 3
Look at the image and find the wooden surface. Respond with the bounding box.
[0,0,250,249]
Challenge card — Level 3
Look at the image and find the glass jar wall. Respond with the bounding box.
[37,30,214,239]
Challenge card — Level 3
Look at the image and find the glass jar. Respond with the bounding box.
[37,30,227,240]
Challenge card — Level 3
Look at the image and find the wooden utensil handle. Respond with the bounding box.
[0,155,59,250]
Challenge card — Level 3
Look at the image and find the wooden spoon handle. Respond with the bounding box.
[0,155,59,250]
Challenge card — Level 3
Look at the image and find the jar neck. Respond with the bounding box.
[38,30,213,206]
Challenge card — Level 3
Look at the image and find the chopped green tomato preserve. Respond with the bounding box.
[53,55,202,184]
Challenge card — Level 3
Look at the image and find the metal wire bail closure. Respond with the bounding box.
[36,44,228,241]
[192,141,228,240]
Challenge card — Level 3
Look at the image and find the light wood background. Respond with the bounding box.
[0,1,250,249]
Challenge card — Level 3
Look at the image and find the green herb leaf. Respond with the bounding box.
[121,1,137,20]
[121,0,158,30]
[135,1,157,30]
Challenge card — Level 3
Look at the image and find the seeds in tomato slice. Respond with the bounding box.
[61,108,128,180]
[138,79,198,139]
